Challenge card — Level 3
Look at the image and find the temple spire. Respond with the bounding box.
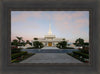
[48,24,52,35]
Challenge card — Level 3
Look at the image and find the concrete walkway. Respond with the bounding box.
[42,46,59,49]
[20,53,82,63]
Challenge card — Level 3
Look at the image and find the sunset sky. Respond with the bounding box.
[11,11,89,43]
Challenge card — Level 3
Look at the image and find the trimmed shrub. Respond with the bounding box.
[11,51,27,60]
[33,41,44,48]
[11,59,18,63]
[66,47,74,49]
[63,47,74,49]
[79,49,89,54]
[11,48,21,54]
[73,51,89,59]
[27,47,34,49]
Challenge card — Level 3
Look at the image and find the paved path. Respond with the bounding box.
[42,46,59,49]
[20,53,82,63]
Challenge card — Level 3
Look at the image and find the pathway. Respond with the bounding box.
[20,53,82,63]
[42,46,59,49]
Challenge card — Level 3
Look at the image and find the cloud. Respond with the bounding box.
[11,11,43,23]
[11,11,89,42]
[52,12,89,34]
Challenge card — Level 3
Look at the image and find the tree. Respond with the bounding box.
[39,42,44,48]
[62,38,65,40]
[11,39,19,46]
[56,41,67,49]
[21,40,26,46]
[34,38,38,40]
[16,36,23,43]
[84,42,89,47]
[33,41,44,48]
[26,40,30,44]
[67,44,70,46]
[74,38,84,47]
[26,40,32,46]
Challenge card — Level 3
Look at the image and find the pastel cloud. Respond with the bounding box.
[11,11,89,42]
[11,11,43,23]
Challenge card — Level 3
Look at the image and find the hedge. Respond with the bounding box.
[11,48,21,54]
[62,47,74,49]
[27,47,34,49]
[11,59,18,63]
[11,51,27,60]
[73,51,89,59]
[79,49,89,54]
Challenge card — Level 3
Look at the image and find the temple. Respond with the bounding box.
[32,24,67,47]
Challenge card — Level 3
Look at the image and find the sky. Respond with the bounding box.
[11,11,89,43]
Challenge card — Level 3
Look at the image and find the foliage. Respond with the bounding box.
[11,36,32,47]
[67,44,70,46]
[26,47,34,49]
[21,40,26,46]
[11,48,21,54]
[16,36,23,43]
[11,36,24,46]
[73,51,89,59]
[34,38,38,40]
[83,42,89,47]
[26,40,30,44]
[11,39,19,46]
[63,47,74,49]
[11,53,35,63]
[11,59,18,63]
[56,41,67,49]
[33,41,44,48]
[79,49,89,54]
[74,38,84,47]
[67,46,89,63]
[25,40,32,46]
[62,38,65,40]
[11,51,27,60]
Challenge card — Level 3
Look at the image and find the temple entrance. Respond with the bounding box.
[48,42,52,46]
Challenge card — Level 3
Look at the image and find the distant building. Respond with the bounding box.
[32,24,68,47]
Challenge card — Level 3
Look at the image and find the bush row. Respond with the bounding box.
[27,47,34,49]
[11,51,27,60]
[79,49,89,54]
[11,59,18,63]
[11,48,21,54]
[73,51,89,59]
[65,47,74,49]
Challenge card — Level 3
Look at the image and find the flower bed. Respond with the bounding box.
[73,51,89,59]
[68,50,89,63]
[11,51,27,60]
[11,51,35,63]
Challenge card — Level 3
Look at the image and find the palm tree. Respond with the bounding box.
[11,39,19,46]
[16,36,22,43]
[26,40,30,44]
[26,40,32,46]
[21,40,26,46]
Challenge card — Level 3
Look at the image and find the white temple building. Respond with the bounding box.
[32,24,68,47]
